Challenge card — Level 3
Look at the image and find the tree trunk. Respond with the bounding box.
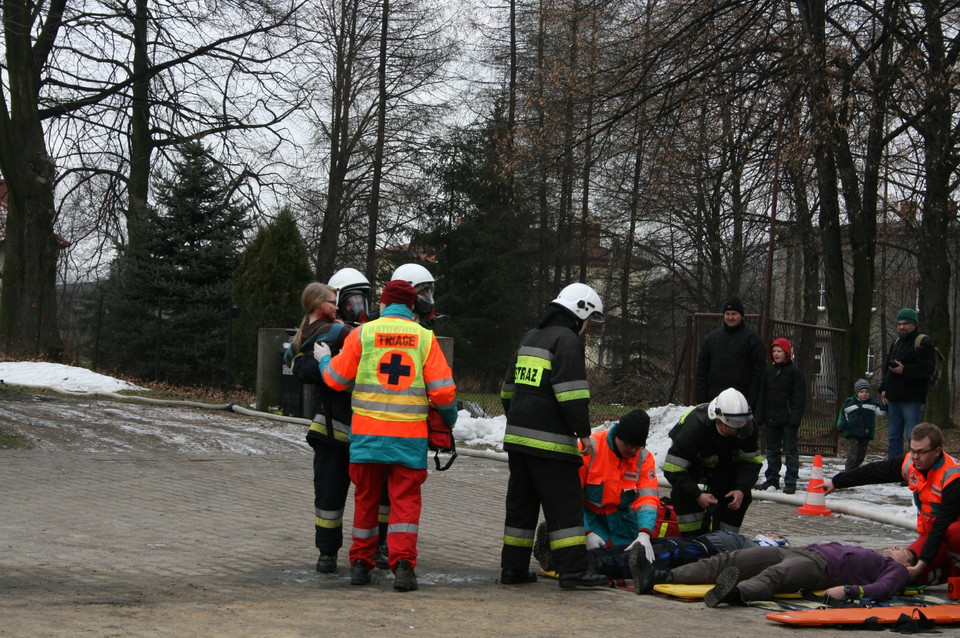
[918,0,953,426]
[0,0,64,358]
[364,0,388,288]
[127,0,153,249]
[317,0,359,279]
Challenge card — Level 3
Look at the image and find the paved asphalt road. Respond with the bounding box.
[0,390,945,636]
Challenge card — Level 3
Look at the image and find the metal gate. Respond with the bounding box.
[680,314,847,457]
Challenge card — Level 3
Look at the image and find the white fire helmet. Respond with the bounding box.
[328,267,371,324]
[550,283,604,322]
[707,388,752,429]
[391,263,436,317]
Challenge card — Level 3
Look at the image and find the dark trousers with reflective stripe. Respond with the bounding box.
[309,440,351,553]
[501,452,588,574]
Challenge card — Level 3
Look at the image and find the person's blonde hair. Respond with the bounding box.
[292,283,335,352]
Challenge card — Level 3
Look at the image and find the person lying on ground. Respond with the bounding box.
[534,520,786,581]
[630,541,913,607]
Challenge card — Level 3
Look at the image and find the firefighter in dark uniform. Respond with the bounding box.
[498,283,609,589]
[663,388,762,537]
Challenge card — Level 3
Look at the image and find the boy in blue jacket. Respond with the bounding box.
[837,378,885,470]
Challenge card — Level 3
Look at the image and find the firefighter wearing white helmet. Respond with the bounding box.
[391,263,436,324]
[498,282,608,589]
[283,281,356,574]
[551,282,604,325]
[663,388,761,537]
[328,267,372,325]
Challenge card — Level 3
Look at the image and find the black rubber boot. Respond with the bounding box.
[393,559,418,592]
[500,568,538,584]
[558,569,608,589]
[350,559,371,585]
[704,566,744,607]
[315,552,337,574]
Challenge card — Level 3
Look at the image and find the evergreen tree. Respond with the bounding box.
[231,208,313,386]
[103,141,250,385]
[415,113,536,390]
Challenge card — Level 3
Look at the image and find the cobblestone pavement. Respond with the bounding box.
[0,392,942,636]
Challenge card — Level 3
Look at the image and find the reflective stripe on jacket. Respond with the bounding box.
[663,404,762,503]
[322,307,456,469]
[288,319,354,448]
[501,320,591,463]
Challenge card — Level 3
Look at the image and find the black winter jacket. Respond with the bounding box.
[879,328,936,404]
[755,361,806,428]
[694,323,766,408]
[662,404,762,503]
[286,319,354,447]
[500,309,591,464]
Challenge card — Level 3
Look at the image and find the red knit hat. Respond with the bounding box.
[380,280,417,308]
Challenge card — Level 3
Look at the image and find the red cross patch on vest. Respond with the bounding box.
[377,350,416,389]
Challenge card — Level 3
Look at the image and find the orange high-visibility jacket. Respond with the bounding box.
[323,309,456,469]
[580,427,658,544]
[902,451,960,534]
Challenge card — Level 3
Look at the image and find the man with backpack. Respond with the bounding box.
[879,308,937,459]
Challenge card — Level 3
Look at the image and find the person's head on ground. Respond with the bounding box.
[613,409,649,458]
[770,338,791,364]
[379,280,418,313]
[909,422,943,471]
[391,263,436,321]
[753,532,788,547]
[721,296,745,329]
[854,378,872,401]
[328,267,371,324]
[896,307,919,337]
[707,388,753,436]
[549,283,604,335]
[881,545,918,566]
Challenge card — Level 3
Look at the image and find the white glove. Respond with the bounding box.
[313,341,331,362]
[625,531,654,563]
[585,532,605,550]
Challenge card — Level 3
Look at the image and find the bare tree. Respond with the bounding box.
[890,0,960,424]
[0,0,307,356]
[302,0,456,280]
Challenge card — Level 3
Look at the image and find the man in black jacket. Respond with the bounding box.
[695,297,766,409]
[879,308,935,459]
[498,283,608,589]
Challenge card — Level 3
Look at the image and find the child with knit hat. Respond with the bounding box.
[837,378,886,470]
[754,338,806,494]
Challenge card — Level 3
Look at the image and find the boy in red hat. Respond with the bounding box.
[754,338,806,494]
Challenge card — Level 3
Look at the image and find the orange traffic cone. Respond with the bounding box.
[797,454,833,516]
